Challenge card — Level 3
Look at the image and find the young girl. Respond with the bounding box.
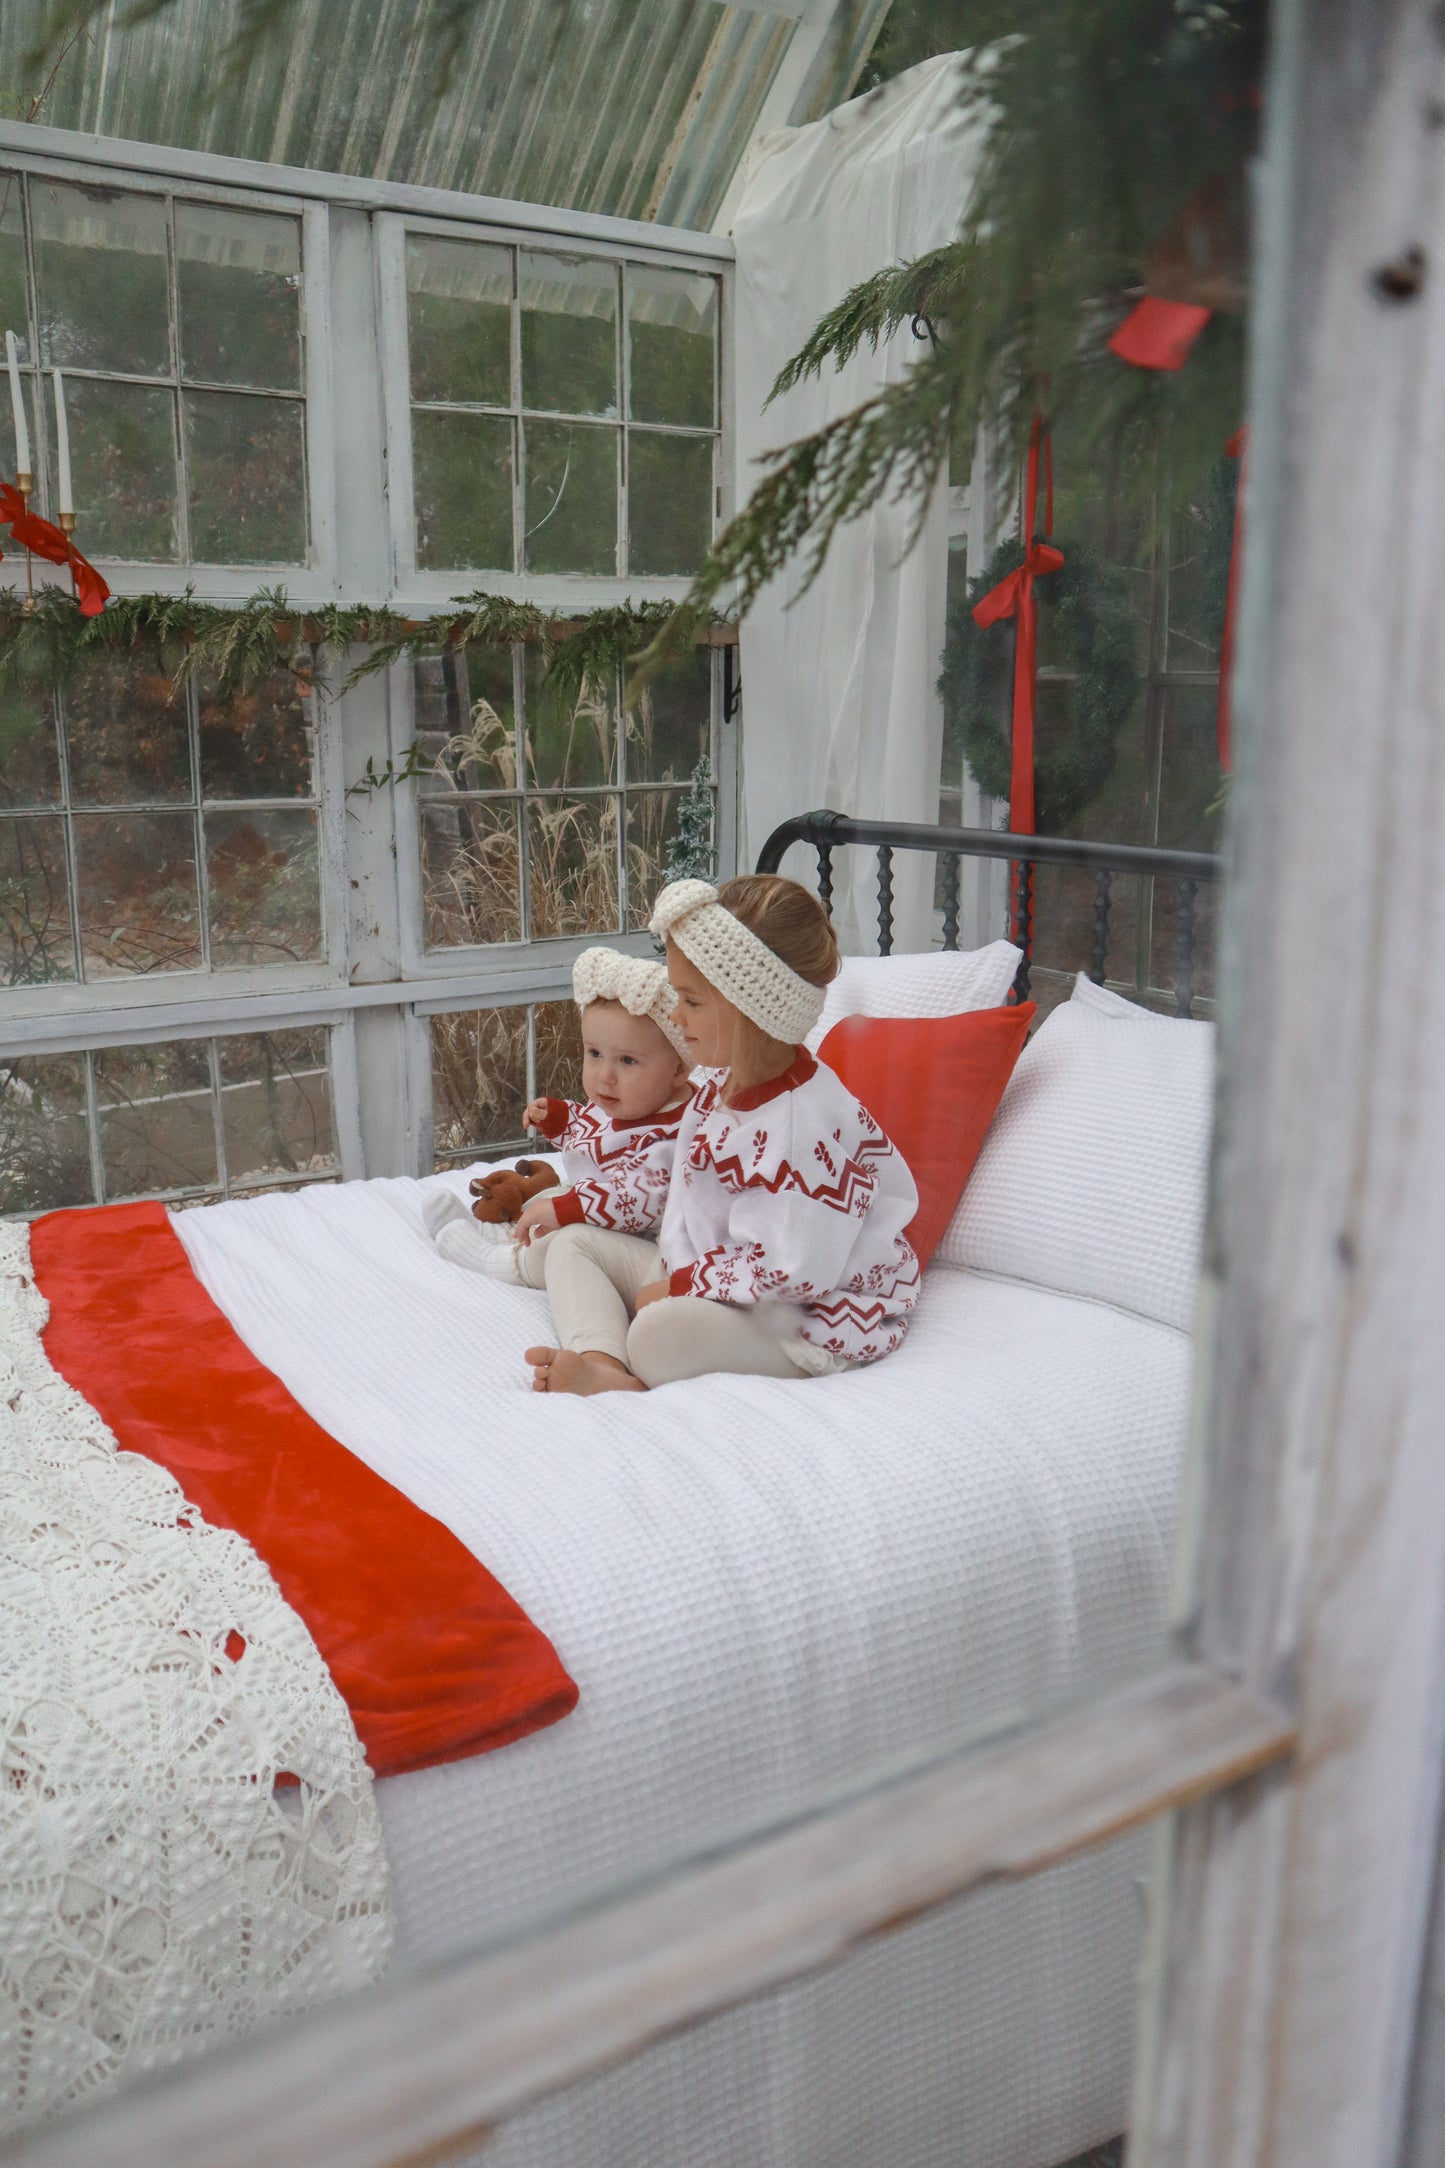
[425,947,693,1285]
[526,874,921,1395]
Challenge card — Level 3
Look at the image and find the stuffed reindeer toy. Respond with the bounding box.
[467,1159,558,1224]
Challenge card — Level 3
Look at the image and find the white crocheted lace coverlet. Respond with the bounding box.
[0,1221,394,2137]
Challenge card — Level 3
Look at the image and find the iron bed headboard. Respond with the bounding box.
[756,809,1224,1018]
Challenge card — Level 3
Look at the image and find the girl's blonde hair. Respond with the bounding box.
[709,874,839,1092]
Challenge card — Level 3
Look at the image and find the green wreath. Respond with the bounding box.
[939,537,1138,834]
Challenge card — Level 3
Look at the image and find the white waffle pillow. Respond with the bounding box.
[805,940,1022,1051]
[936,972,1215,1331]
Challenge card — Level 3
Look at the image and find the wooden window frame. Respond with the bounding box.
[17,4,1445,2157]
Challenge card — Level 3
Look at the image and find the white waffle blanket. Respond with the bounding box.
[175,1167,1193,2168]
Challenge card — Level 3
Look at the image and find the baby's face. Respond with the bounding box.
[580,1002,687,1124]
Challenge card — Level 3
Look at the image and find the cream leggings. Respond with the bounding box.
[517,1223,814,1386]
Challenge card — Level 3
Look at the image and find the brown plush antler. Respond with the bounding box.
[468,1159,560,1223]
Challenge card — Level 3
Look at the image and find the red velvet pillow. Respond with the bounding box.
[820,1004,1035,1267]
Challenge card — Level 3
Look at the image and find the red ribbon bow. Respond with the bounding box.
[0,484,110,616]
[971,418,1064,837]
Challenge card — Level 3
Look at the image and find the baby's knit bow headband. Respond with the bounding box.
[648,879,826,1045]
[572,947,691,1061]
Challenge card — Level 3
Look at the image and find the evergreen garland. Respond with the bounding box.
[940,539,1138,833]
[0,584,724,713]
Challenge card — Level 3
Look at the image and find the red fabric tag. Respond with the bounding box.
[30,1201,578,1778]
[1107,296,1213,371]
[820,1005,1034,1267]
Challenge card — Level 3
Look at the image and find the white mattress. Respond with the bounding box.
[174,1167,1192,2166]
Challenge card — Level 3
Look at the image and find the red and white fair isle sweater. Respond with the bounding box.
[658,1050,921,1366]
[532,1093,691,1237]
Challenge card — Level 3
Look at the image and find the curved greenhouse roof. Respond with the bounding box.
[0,0,888,228]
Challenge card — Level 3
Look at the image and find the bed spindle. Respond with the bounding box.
[816,842,835,920]
[940,852,962,951]
[1011,860,1034,1001]
[1174,878,1198,1018]
[877,846,894,955]
[1089,868,1113,983]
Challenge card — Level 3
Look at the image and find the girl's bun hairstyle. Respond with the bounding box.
[713,874,840,990]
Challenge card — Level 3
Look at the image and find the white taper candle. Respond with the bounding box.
[5,330,30,477]
[52,370,72,516]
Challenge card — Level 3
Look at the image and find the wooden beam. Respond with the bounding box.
[1131,4,1445,2165]
[4,1665,1289,2168]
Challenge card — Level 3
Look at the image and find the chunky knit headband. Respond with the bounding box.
[572,946,691,1061]
[648,878,827,1045]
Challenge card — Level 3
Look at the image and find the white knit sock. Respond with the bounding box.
[435,1219,523,1281]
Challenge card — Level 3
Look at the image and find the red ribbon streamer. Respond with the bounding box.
[1107,295,1213,371]
[1217,427,1247,773]
[0,484,111,616]
[971,418,1064,838]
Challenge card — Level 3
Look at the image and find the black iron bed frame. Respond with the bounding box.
[756,809,1223,1019]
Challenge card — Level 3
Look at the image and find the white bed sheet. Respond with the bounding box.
[174,1168,1192,2165]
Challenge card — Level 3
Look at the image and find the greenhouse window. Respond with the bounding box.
[0,167,312,568]
[386,222,721,583]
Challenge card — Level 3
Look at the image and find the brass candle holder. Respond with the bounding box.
[15,470,33,611]
[58,508,76,602]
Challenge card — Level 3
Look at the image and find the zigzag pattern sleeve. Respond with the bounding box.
[554,1121,678,1235]
[667,1128,881,1307]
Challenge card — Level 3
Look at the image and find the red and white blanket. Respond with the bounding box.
[29,1200,579,1781]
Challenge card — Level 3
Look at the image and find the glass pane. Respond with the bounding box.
[532,996,584,1108]
[420,797,522,948]
[0,686,62,806]
[629,266,717,427]
[205,806,322,966]
[218,1027,335,1185]
[0,1052,93,1214]
[528,672,615,791]
[407,235,511,406]
[95,1037,217,1200]
[73,809,202,978]
[413,647,517,790]
[430,1004,529,1161]
[526,794,620,938]
[199,670,315,799]
[31,179,170,376]
[1166,464,1235,672]
[184,391,307,564]
[523,419,616,575]
[413,408,513,571]
[66,376,179,561]
[627,647,710,781]
[628,429,712,575]
[626,787,691,930]
[520,250,617,416]
[0,814,75,985]
[0,174,29,365]
[176,202,301,391]
[64,651,190,805]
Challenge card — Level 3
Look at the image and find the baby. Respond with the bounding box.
[424,946,693,1283]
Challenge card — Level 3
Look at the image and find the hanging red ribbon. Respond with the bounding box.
[1107,295,1213,371]
[0,484,110,616]
[971,417,1064,837]
[1216,427,1247,773]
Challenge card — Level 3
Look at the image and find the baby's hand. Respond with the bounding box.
[634,1279,671,1310]
[524,1097,550,1130]
[515,1194,562,1245]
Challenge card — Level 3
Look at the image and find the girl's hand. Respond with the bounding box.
[524,1097,550,1130]
[634,1279,670,1310]
[515,1195,562,1245]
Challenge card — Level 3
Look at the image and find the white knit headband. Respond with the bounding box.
[572,946,691,1062]
[648,879,827,1045]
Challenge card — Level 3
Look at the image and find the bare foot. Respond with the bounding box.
[524,1344,645,1395]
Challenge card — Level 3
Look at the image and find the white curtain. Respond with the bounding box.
[730,55,985,952]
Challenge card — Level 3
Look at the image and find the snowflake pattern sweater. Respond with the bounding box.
[658,1050,921,1366]
[532,1094,691,1236]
